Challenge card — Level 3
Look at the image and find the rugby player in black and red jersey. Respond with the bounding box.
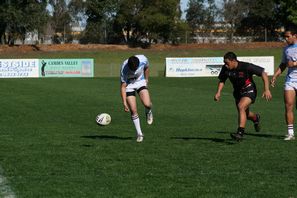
[214,52,272,141]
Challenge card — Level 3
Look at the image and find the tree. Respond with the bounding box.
[68,0,87,24]
[204,0,219,38]
[239,0,280,41]
[223,0,249,42]
[140,0,182,44]
[49,0,72,43]
[68,0,87,42]
[186,0,205,34]
[113,0,143,44]
[0,0,48,45]
[113,0,183,46]
[78,0,118,44]
[186,0,219,43]
[275,0,297,27]
[21,0,48,42]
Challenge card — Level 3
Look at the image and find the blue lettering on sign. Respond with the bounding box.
[176,68,202,72]
[0,60,37,77]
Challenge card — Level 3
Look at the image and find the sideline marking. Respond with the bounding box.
[0,166,16,198]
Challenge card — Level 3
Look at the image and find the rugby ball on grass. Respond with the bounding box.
[96,113,111,126]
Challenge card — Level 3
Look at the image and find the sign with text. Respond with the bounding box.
[0,59,39,78]
[39,59,94,77]
[166,56,274,77]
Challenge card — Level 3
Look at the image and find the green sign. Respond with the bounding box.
[39,59,94,77]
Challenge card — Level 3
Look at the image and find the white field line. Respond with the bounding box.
[0,166,16,198]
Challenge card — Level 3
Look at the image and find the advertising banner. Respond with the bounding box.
[166,56,274,77]
[0,59,39,78]
[39,59,94,77]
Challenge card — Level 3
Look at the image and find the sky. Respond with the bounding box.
[180,0,189,12]
[180,0,223,18]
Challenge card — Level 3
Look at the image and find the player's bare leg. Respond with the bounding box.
[247,109,261,132]
[231,97,252,141]
[139,89,153,125]
[284,90,296,140]
[238,97,252,128]
[126,95,143,142]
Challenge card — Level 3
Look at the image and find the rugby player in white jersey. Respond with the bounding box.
[120,55,153,143]
[271,26,297,140]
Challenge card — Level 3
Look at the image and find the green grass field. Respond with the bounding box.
[0,47,296,197]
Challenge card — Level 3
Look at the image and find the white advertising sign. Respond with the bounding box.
[0,59,39,78]
[166,56,274,77]
[237,56,274,75]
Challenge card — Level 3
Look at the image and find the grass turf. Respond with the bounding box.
[0,76,296,197]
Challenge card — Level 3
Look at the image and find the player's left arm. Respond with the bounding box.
[249,64,272,101]
[287,60,297,67]
[144,66,149,85]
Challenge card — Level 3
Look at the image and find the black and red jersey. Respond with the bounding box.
[218,61,264,93]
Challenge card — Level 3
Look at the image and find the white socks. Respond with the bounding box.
[132,114,143,137]
[288,124,294,136]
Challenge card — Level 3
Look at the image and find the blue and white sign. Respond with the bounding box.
[166,56,274,77]
[166,57,222,77]
[0,59,94,78]
[0,59,39,78]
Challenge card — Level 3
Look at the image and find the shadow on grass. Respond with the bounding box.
[171,136,236,145]
[215,131,284,140]
[81,135,133,140]
[244,133,284,139]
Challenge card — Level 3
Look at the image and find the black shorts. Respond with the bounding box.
[126,86,147,97]
[234,86,257,104]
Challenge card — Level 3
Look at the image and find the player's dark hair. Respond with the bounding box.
[224,52,237,61]
[285,25,297,35]
[128,56,139,71]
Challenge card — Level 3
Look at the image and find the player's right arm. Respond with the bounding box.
[261,71,272,101]
[120,61,130,112]
[214,82,224,101]
[271,63,286,87]
[271,48,288,87]
[215,65,227,101]
[120,82,129,112]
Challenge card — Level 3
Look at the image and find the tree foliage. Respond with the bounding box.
[238,0,280,41]
[1,0,297,45]
[0,0,48,44]
[113,0,183,46]
[223,0,249,42]
[49,0,72,43]
[204,0,219,31]
[186,0,205,31]
[73,0,118,44]
[113,0,142,44]
[186,0,219,42]
[141,0,182,44]
[275,0,297,27]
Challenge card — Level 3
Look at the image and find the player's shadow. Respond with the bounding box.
[244,133,284,139]
[215,131,284,140]
[81,135,133,140]
[171,134,236,145]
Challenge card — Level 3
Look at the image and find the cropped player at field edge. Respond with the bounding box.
[120,55,153,143]
[271,26,297,141]
[214,52,272,141]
